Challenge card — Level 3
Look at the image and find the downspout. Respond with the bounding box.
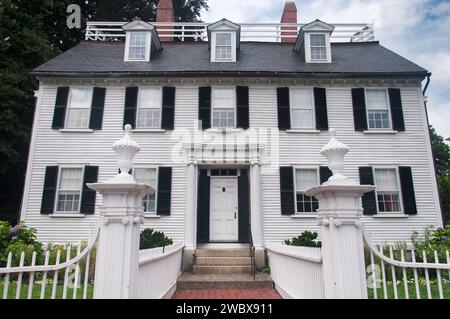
[422,74,444,225]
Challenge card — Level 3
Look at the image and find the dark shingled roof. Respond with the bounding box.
[32,41,428,78]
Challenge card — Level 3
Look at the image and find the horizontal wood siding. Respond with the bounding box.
[23,83,441,245]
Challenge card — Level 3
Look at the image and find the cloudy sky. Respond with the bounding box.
[201,0,450,139]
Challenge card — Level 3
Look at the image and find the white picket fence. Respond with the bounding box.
[266,243,324,299]
[363,227,450,299]
[138,242,184,299]
[0,228,99,299]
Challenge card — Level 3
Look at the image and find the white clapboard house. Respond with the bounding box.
[20,1,442,269]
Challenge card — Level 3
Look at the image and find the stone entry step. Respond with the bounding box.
[195,248,251,258]
[177,272,274,290]
[173,289,282,299]
[193,265,252,274]
[195,256,252,266]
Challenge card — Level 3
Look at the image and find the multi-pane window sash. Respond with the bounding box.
[56,168,83,213]
[128,32,147,60]
[295,168,319,213]
[366,89,391,129]
[66,88,92,129]
[374,168,401,213]
[134,168,157,213]
[137,87,162,129]
[290,88,315,129]
[310,34,327,61]
[212,88,235,128]
[215,33,232,61]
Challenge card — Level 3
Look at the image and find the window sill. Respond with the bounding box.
[144,214,162,219]
[132,129,166,133]
[290,214,318,219]
[49,213,86,218]
[286,129,321,134]
[363,130,398,134]
[206,128,244,133]
[371,213,409,218]
[59,129,94,133]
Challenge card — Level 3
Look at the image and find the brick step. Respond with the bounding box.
[195,256,252,266]
[177,273,274,290]
[193,265,252,274]
[195,248,251,258]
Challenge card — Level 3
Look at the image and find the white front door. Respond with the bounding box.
[210,177,239,242]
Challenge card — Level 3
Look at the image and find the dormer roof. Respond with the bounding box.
[294,19,335,52]
[122,19,162,52]
[207,18,241,50]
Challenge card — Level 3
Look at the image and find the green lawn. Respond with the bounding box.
[0,282,94,299]
[368,280,450,299]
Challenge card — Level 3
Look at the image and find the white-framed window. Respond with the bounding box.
[65,87,93,129]
[366,89,392,129]
[127,32,149,61]
[215,32,232,61]
[55,167,84,213]
[134,167,158,213]
[290,88,315,129]
[212,87,235,128]
[137,87,162,129]
[374,168,402,213]
[310,34,327,61]
[294,168,319,213]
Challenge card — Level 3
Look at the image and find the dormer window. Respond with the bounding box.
[128,32,149,61]
[122,19,162,62]
[294,19,334,64]
[215,33,233,61]
[309,34,327,61]
[207,19,241,63]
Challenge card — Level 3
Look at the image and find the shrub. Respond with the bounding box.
[139,229,173,250]
[6,240,44,267]
[284,231,322,248]
[412,225,450,261]
[0,221,41,266]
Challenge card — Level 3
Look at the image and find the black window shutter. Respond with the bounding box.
[314,87,329,131]
[80,166,98,215]
[52,87,69,129]
[161,86,176,130]
[319,166,333,184]
[238,169,250,243]
[199,86,211,130]
[359,167,377,215]
[277,87,291,130]
[40,166,59,214]
[280,166,295,215]
[123,87,138,129]
[157,167,172,216]
[89,87,106,130]
[352,88,368,131]
[399,166,417,215]
[197,169,210,243]
[236,86,249,129]
[388,88,405,132]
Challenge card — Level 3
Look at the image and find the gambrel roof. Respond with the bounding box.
[32,41,428,78]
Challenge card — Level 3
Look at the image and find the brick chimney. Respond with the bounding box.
[280,1,298,43]
[156,0,175,42]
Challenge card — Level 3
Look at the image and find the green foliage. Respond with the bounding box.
[430,126,450,177]
[284,231,322,248]
[412,225,450,261]
[438,174,450,225]
[140,228,173,250]
[261,266,271,275]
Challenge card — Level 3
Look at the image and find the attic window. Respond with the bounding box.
[129,32,148,60]
[310,34,327,61]
[215,33,232,61]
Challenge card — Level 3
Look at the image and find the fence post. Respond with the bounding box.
[88,125,150,299]
[306,129,375,299]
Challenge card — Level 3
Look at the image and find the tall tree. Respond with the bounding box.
[0,0,208,224]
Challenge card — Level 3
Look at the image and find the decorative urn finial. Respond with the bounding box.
[320,129,356,185]
[110,124,141,183]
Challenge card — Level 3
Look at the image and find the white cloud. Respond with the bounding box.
[201,0,450,138]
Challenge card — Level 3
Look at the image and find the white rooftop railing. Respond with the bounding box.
[85,21,375,42]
